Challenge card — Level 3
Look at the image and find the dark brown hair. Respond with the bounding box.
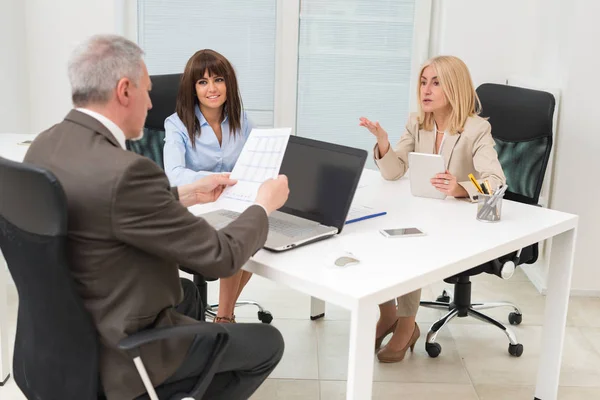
[175,49,243,148]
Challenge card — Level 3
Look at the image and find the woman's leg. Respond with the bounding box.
[377,300,398,338]
[217,270,245,319]
[235,270,253,302]
[385,289,421,350]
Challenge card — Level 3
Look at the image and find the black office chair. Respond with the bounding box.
[0,156,230,399]
[126,73,272,324]
[420,83,556,358]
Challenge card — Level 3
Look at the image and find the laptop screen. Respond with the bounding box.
[278,136,367,232]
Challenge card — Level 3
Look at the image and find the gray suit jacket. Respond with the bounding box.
[24,110,269,400]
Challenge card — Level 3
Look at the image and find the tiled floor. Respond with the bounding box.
[2,268,600,399]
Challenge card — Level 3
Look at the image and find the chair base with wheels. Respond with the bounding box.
[420,275,524,359]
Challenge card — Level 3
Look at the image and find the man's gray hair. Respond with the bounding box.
[68,34,145,107]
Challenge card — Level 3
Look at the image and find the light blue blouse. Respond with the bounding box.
[163,105,253,185]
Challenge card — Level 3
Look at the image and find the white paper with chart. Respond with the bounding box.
[214,128,292,212]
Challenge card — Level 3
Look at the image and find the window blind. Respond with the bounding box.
[296,0,416,168]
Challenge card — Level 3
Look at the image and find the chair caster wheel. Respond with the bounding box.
[508,343,523,357]
[258,310,273,324]
[426,342,442,358]
[436,290,451,303]
[508,312,522,325]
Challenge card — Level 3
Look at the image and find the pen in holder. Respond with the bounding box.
[476,185,508,222]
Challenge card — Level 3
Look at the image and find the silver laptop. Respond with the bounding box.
[202,135,367,252]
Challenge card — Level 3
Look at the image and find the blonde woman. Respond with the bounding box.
[359,55,506,363]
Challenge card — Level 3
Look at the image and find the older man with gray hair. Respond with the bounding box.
[25,34,289,400]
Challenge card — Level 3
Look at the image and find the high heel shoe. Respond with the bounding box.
[375,319,399,351]
[376,322,420,363]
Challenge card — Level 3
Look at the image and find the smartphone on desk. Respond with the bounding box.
[379,227,425,238]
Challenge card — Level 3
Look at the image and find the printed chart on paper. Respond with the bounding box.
[215,128,291,212]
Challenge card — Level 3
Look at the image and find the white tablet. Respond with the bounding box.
[408,152,446,199]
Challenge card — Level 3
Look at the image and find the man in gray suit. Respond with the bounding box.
[24,34,289,400]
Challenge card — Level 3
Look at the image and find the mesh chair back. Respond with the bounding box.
[477,83,555,205]
[0,157,98,399]
[127,73,183,169]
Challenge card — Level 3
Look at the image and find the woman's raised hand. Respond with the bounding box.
[359,117,388,141]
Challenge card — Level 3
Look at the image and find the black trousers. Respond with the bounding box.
[154,279,284,400]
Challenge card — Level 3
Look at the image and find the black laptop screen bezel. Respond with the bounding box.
[278,135,367,233]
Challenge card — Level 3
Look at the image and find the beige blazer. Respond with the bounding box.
[24,110,269,400]
[375,113,506,199]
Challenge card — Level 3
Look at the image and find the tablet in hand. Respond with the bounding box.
[408,152,446,199]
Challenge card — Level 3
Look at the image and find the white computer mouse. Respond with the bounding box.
[334,252,360,267]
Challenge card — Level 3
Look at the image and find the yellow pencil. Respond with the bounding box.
[468,173,484,194]
[483,180,493,195]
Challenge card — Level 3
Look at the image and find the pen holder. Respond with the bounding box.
[476,193,503,222]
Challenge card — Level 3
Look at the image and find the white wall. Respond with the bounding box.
[25,0,119,133]
[548,0,600,294]
[430,0,539,87]
[0,0,29,133]
[431,0,600,295]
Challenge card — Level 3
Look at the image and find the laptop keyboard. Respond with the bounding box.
[267,217,315,238]
[215,210,314,238]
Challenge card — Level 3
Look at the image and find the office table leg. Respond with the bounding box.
[347,301,376,399]
[534,228,577,400]
[0,253,10,385]
[310,296,325,320]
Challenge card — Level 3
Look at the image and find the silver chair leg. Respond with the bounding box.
[426,308,459,344]
[233,300,266,312]
[133,357,159,400]
[207,301,266,313]
[467,308,519,345]
[471,301,522,315]
[420,301,453,311]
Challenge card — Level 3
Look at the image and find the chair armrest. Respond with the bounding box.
[118,323,230,400]
[118,322,227,353]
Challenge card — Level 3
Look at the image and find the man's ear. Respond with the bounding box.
[116,77,131,106]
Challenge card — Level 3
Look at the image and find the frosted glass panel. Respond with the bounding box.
[296,0,416,168]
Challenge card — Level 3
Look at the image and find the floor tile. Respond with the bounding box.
[320,381,479,400]
[579,327,600,357]
[559,327,600,387]
[0,378,26,400]
[475,384,534,399]
[557,386,600,399]
[476,384,600,400]
[451,324,600,387]
[250,379,320,400]
[567,296,600,328]
[266,319,319,380]
[450,324,541,386]
[316,320,471,383]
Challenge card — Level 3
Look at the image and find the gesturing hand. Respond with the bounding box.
[359,117,388,141]
[430,171,468,198]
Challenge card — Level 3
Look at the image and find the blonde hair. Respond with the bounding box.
[417,55,481,135]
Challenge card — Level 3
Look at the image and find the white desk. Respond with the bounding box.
[192,169,578,400]
[0,133,37,385]
[1,133,578,399]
